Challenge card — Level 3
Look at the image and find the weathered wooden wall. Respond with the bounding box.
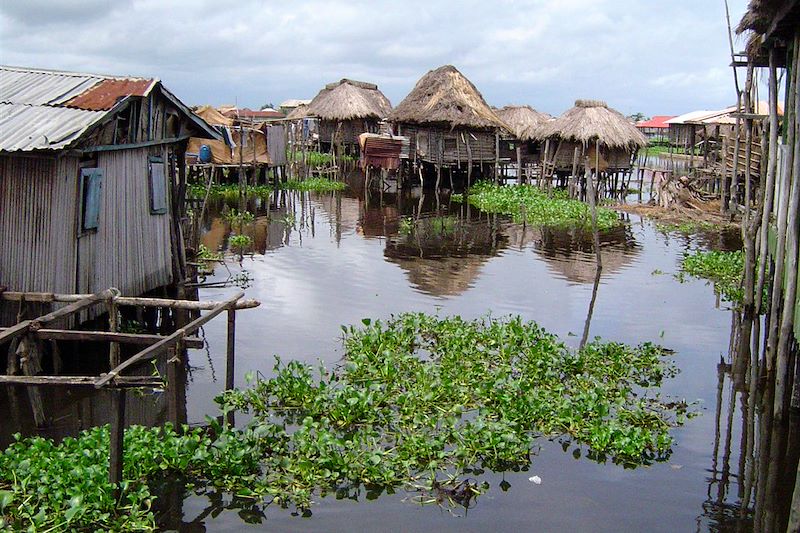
[396,124,497,166]
[266,124,287,166]
[549,141,633,171]
[319,119,380,146]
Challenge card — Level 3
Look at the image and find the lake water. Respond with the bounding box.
[2,176,796,531]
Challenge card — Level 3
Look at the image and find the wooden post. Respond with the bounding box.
[107,296,120,369]
[569,146,580,198]
[166,341,186,427]
[494,131,500,185]
[465,134,473,188]
[109,388,126,498]
[516,145,523,185]
[226,308,236,427]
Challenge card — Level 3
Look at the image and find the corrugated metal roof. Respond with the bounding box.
[0,66,104,106]
[0,103,104,151]
[666,109,731,125]
[0,65,155,152]
[0,65,219,152]
[65,78,156,110]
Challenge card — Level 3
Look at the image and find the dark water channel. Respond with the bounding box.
[3,174,797,531]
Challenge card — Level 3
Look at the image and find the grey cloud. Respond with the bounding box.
[0,0,750,116]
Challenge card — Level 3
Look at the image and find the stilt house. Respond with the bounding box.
[494,105,552,182]
[536,99,647,175]
[305,79,392,154]
[0,65,220,321]
[389,65,508,181]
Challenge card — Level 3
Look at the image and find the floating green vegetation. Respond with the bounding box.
[280,178,346,192]
[656,221,726,234]
[679,250,744,304]
[0,314,692,529]
[0,423,260,531]
[221,314,690,504]
[461,182,621,230]
[229,234,253,255]
[223,208,255,227]
[187,183,274,202]
[290,151,355,167]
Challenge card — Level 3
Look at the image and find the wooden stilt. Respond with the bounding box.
[109,388,126,498]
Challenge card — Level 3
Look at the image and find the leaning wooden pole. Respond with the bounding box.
[773,36,800,421]
[755,48,781,317]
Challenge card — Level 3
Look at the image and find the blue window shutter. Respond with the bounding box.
[149,157,168,214]
[81,168,102,230]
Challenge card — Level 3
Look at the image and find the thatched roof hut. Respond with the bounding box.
[306,79,391,121]
[494,105,551,141]
[305,79,391,151]
[537,100,647,150]
[390,65,507,131]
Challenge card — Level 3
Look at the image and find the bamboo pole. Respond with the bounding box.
[773,37,800,422]
[756,49,781,317]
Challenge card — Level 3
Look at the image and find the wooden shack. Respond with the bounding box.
[305,79,392,155]
[536,99,647,189]
[389,65,509,185]
[0,65,220,323]
[494,105,552,183]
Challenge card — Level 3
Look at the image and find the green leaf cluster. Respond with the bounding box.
[459,182,621,230]
[679,250,745,304]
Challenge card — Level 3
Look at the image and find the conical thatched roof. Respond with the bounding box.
[494,105,552,141]
[286,103,309,120]
[390,65,508,131]
[537,99,647,149]
[305,79,392,121]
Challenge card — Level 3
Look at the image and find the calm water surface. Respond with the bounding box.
[3,176,794,531]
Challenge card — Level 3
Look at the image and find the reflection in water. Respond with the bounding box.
[383,204,507,298]
[698,311,800,531]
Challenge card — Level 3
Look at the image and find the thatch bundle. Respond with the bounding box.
[390,65,507,131]
[305,79,391,121]
[494,105,552,141]
[285,103,309,120]
[537,100,647,149]
[736,0,786,34]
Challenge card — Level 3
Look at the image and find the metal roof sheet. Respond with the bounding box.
[65,78,156,110]
[0,103,104,151]
[0,67,103,106]
[0,65,219,152]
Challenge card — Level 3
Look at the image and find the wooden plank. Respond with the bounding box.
[0,320,32,345]
[0,328,203,348]
[30,290,114,329]
[95,291,243,388]
[0,375,163,387]
[1,292,260,310]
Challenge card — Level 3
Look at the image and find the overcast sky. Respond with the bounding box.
[0,0,751,117]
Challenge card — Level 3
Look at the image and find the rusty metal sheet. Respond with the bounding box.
[65,78,155,110]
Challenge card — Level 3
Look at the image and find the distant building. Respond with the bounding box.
[279,99,311,115]
[635,116,674,141]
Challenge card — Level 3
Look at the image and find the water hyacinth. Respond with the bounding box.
[679,250,745,304]
[456,182,621,230]
[0,314,693,529]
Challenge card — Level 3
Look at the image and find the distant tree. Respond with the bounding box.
[627,112,648,123]
[260,102,276,110]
